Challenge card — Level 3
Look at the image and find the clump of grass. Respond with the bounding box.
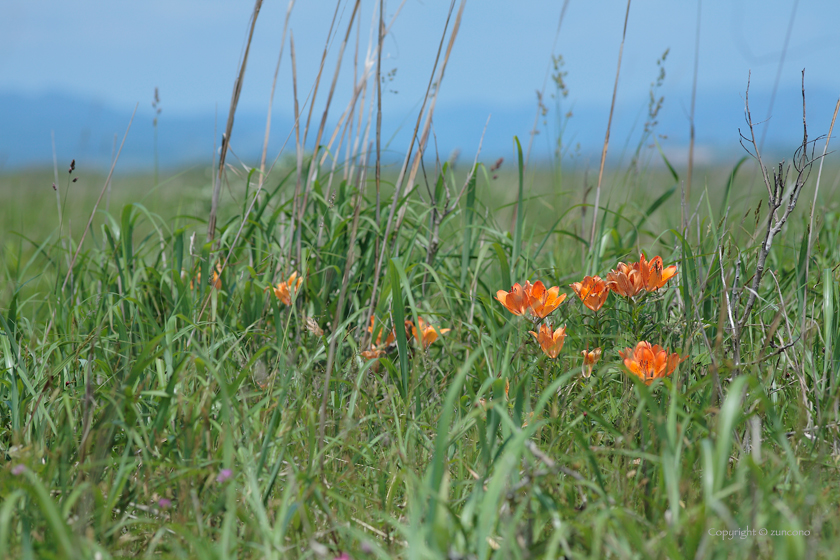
[2,4,840,559]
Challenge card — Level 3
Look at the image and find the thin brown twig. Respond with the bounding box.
[301,1,342,150]
[802,96,839,344]
[50,131,72,280]
[758,0,800,154]
[299,0,362,233]
[589,0,631,248]
[375,0,384,279]
[290,32,303,267]
[207,0,263,244]
[734,71,813,368]
[346,0,406,189]
[685,0,701,230]
[523,0,570,168]
[421,115,489,289]
[738,77,809,335]
[445,115,490,216]
[50,132,63,241]
[395,0,466,235]
[62,104,138,293]
[292,1,342,269]
[259,0,295,183]
[318,147,370,469]
[187,93,310,353]
[361,0,459,346]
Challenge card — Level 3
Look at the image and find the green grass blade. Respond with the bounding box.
[511,136,525,276]
[389,259,410,398]
[459,165,478,289]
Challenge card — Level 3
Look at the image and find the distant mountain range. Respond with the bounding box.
[1,87,836,171]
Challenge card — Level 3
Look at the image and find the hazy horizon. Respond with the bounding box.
[2,0,840,171]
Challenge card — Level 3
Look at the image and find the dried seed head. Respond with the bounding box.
[68,159,75,173]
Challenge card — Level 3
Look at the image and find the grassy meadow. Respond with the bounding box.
[3,4,840,559]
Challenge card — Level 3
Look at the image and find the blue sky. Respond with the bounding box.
[2,0,839,168]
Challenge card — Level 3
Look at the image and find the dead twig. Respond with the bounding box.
[589,0,631,248]
[733,71,815,368]
[207,0,263,244]
[362,0,460,347]
[802,97,839,349]
[318,146,370,469]
[685,0,701,228]
[62,104,138,294]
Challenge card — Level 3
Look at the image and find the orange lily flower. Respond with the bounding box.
[273,271,302,305]
[639,254,678,291]
[581,348,602,378]
[407,317,450,348]
[495,282,531,316]
[360,347,386,360]
[606,261,645,298]
[607,254,677,298]
[367,316,396,347]
[360,317,396,360]
[618,341,686,385]
[496,280,566,318]
[529,323,567,359]
[570,275,609,311]
[528,281,567,318]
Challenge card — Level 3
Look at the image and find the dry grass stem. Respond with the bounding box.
[589,0,631,248]
[62,103,138,293]
[207,0,263,244]
[363,0,460,345]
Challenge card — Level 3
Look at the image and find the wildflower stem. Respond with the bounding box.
[593,311,602,348]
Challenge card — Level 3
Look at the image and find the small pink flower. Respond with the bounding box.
[216,468,233,483]
[157,498,172,509]
[11,464,25,476]
[334,553,351,560]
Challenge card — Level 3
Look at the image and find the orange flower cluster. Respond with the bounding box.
[619,341,686,385]
[529,323,567,359]
[605,254,677,298]
[495,280,567,319]
[496,254,680,373]
[273,272,302,305]
[408,317,450,348]
[361,317,397,360]
[360,316,450,359]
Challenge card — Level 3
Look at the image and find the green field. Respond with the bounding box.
[3,6,840,559]
[2,138,840,558]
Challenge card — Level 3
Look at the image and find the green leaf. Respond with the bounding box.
[459,165,478,289]
[493,243,511,289]
[655,137,679,182]
[626,185,676,248]
[713,375,748,493]
[23,470,75,556]
[389,259,409,398]
[512,136,525,276]
[720,156,748,220]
